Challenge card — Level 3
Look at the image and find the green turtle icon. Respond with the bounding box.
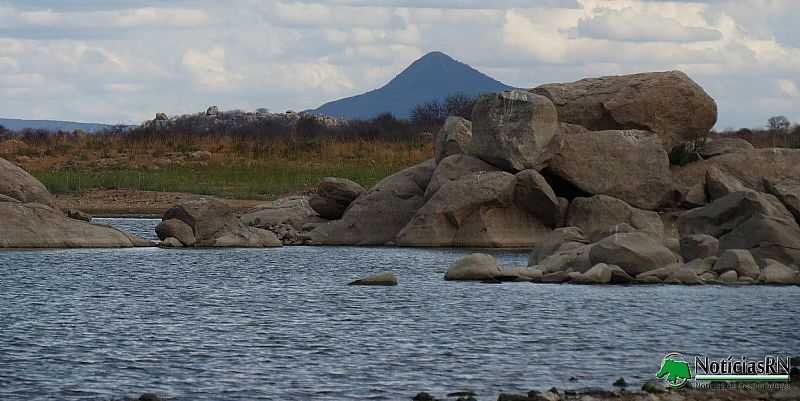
[656,353,692,388]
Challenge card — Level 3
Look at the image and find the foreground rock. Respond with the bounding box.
[589,232,680,277]
[397,172,550,247]
[309,160,435,245]
[444,253,502,281]
[308,177,365,219]
[348,272,398,286]
[435,116,473,163]
[548,129,672,210]
[425,155,499,199]
[514,169,561,227]
[161,197,281,247]
[0,157,55,207]
[565,195,664,241]
[468,90,559,171]
[241,196,327,245]
[531,70,717,148]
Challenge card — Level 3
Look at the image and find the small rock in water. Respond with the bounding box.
[569,376,578,382]
[412,392,437,401]
[641,381,666,394]
[447,391,476,397]
[612,377,627,387]
[138,394,163,401]
[348,271,398,286]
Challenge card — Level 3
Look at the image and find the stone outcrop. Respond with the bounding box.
[514,169,561,227]
[435,116,472,163]
[548,129,672,210]
[759,260,799,284]
[161,197,282,247]
[705,167,748,201]
[700,137,753,158]
[397,171,550,247]
[589,232,680,277]
[764,178,800,223]
[565,195,664,242]
[444,253,503,281]
[241,196,327,245]
[713,249,761,279]
[678,191,800,266]
[0,157,55,207]
[531,71,717,148]
[155,218,196,246]
[425,155,499,199]
[679,234,719,261]
[309,177,365,219]
[468,90,559,171]
[309,159,435,245]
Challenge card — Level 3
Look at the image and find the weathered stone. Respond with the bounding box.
[537,244,595,274]
[718,270,738,283]
[163,197,281,247]
[589,232,680,277]
[666,268,704,285]
[0,157,55,207]
[155,218,197,246]
[425,155,499,200]
[65,208,92,222]
[764,178,800,223]
[160,237,183,248]
[309,177,366,219]
[706,166,748,201]
[700,137,754,158]
[435,116,473,163]
[309,160,435,245]
[681,257,715,275]
[548,130,672,210]
[571,263,633,284]
[501,266,544,282]
[713,249,760,279]
[468,90,559,171]
[348,272,399,286]
[565,195,664,242]
[759,260,798,284]
[398,172,550,247]
[531,71,717,148]
[514,169,560,227]
[242,196,324,230]
[541,271,571,283]
[444,253,502,281]
[679,234,719,261]
[528,227,589,266]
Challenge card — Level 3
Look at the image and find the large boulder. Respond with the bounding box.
[308,177,365,219]
[514,169,561,227]
[706,167,748,201]
[425,154,499,199]
[241,196,323,230]
[0,202,142,248]
[672,148,800,198]
[531,71,717,148]
[548,129,672,210]
[0,157,55,207]
[309,159,435,245]
[589,232,680,276]
[435,116,473,163]
[162,197,281,247]
[679,234,719,261]
[713,249,761,279]
[764,178,800,223]
[570,263,634,284]
[444,253,502,281]
[468,90,559,171]
[565,195,664,242]
[155,218,196,246]
[700,137,754,158]
[678,191,800,266]
[759,260,798,284]
[528,227,589,266]
[397,171,550,247]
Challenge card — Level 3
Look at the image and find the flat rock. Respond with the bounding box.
[425,154,499,200]
[444,253,502,281]
[348,272,399,286]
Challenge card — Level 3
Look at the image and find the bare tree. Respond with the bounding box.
[767,116,791,132]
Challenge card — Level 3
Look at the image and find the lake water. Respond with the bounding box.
[1,219,798,401]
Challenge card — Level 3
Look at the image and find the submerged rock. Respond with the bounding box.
[444,253,502,281]
[348,272,398,286]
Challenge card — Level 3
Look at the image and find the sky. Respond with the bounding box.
[0,0,798,129]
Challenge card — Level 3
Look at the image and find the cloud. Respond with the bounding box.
[577,8,722,42]
[182,47,243,91]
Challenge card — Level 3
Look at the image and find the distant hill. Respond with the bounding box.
[0,118,115,133]
[314,51,513,120]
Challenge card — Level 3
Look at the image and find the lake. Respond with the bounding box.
[1,218,798,401]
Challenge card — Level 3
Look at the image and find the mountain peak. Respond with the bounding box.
[315,51,512,120]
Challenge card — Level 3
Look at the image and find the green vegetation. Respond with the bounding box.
[32,160,408,200]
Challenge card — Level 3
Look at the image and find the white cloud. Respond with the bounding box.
[577,7,722,42]
[182,47,243,91]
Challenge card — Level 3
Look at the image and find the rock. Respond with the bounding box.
[155,218,197,246]
[613,377,627,387]
[759,260,798,284]
[162,197,281,247]
[642,381,667,394]
[664,238,681,256]
[160,237,183,247]
[718,270,738,283]
[206,106,219,116]
[124,232,156,247]
[0,139,29,155]
[589,232,680,276]
[188,150,212,161]
[571,263,613,284]
[242,196,325,231]
[348,272,398,286]
[435,116,473,163]
[444,253,502,281]
[425,155,499,200]
[713,249,760,279]
[700,271,718,282]
[501,266,544,282]
[309,160,435,245]
[636,263,681,281]
[706,166,748,201]
[548,130,672,210]
[565,195,664,242]
[0,157,55,207]
[764,178,800,223]
[666,267,704,284]
[531,70,717,148]
[468,90,559,171]
[397,172,550,247]
[309,177,366,219]
[138,393,164,401]
[678,191,800,266]
[681,257,715,275]
[679,234,719,261]
[541,271,571,283]
[680,183,707,207]
[514,169,560,227]
[672,148,800,199]
[537,244,595,274]
[412,392,438,401]
[0,202,140,248]
[154,112,168,120]
[65,208,92,222]
[528,227,589,265]
[700,137,754,158]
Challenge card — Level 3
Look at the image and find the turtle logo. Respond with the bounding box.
[656,353,692,388]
